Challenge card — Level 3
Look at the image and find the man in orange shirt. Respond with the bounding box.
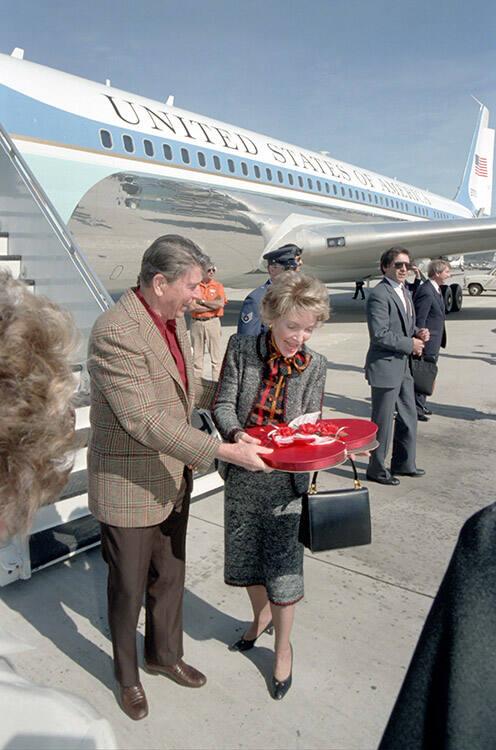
[190,264,227,380]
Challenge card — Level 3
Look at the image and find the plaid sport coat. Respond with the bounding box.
[87,288,219,527]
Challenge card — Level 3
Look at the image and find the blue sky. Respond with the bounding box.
[2,0,495,200]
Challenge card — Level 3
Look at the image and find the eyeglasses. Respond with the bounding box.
[207,268,215,272]
[393,261,411,270]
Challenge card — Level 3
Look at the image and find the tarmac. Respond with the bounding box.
[1,281,495,750]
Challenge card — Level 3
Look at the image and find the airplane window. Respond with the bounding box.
[288,173,294,185]
[254,165,261,178]
[228,158,235,173]
[298,176,304,187]
[144,139,154,157]
[316,180,321,192]
[333,184,337,195]
[122,134,134,153]
[163,143,173,160]
[355,190,359,200]
[341,187,345,196]
[374,195,378,204]
[197,152,206,167]
[325,183,330,193]
[361,191,365,201]
[266,168,273,181]
[368,193,372,202]
[348,188,353,198]
[181,148,190,164]
[241,162,248,176]
[307,178,313,190]
[277,171,284,183]
[213,155,221,170]
[379,196,384,205]
[100,129,113,149]
[385,198,390,207]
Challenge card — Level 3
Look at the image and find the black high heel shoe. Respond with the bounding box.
[229,621,274,652]
[272,645,293,700]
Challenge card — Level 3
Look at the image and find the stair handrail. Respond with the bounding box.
[0,122,113,312]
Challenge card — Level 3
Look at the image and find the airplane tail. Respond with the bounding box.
[454,102,494,216]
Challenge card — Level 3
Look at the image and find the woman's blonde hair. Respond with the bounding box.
[261,271,330,326]
[0,271,78,537]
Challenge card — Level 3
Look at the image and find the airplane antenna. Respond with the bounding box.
[11,48,24,59]
[166,95,175,107]
[105,79,111,87]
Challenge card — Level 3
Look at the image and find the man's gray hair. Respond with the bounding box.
[428,258,451,278]
[139,235,211,286]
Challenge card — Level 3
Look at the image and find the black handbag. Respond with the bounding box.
[410,355,438,396]
[298,458,372,553]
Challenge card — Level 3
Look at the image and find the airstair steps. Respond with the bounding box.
[0,232,8,254]
[0,254,21,276]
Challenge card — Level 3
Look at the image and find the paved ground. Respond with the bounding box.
[1,283,495,750]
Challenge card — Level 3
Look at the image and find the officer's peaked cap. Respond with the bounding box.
[263,244,303,267]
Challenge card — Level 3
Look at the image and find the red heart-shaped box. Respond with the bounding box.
[245,418,377,472]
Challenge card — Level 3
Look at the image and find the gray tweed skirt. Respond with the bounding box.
[224,466,304,605]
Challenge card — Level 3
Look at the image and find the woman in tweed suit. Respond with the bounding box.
[213,272,329,699]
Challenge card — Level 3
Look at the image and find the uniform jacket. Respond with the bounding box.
[213,333,328,495]
[237,280,271,336]
[87,288,219,527]
[365,279,418,388]
[413,280,446,359]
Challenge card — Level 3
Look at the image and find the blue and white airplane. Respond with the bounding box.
[0,47,495,294]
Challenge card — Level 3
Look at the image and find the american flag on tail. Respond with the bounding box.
[475,154,488,177]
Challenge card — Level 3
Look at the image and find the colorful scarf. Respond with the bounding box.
[248,331,311,426]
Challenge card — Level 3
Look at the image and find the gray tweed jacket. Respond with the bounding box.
[213,333,328,494]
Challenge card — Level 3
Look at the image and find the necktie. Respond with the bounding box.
[400,285,411,317]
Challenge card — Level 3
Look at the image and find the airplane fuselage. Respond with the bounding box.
[0,52,476,291]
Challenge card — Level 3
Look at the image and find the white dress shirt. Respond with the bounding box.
[0,626,116,750]
[429,278,442,294]
[386,277,411,314]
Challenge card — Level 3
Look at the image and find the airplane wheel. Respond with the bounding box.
[450,283,463,312]
[441,284,453,313]
[468,283,483,296]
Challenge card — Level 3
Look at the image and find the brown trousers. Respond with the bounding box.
[100,470,192,687]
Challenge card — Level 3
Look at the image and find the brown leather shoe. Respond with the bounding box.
[119,683,149,720]
[145,658,207,688]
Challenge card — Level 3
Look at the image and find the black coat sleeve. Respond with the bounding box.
[379,502,496,750]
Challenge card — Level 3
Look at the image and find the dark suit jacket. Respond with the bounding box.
[413,280,446,358]
[364,279,417,388]
[379,503,496,750]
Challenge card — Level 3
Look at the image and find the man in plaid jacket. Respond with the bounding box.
[87,235,271,720]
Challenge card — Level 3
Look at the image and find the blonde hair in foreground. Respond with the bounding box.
[261,271,330,327]
[0,271,78,537]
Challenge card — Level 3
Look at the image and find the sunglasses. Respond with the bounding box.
[393,261,412,270]
[207,267,216,272]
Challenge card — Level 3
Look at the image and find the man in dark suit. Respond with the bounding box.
[237,244,302,336]
[413,259,450,420]
[365,247,430,486]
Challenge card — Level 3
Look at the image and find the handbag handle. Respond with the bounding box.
[309,456,361,495]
